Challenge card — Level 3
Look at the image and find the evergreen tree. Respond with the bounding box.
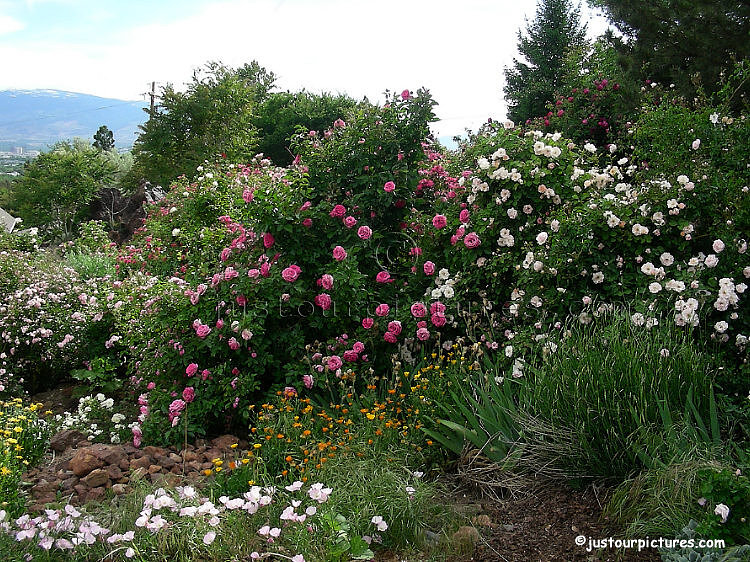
[503,0,588,123]
[93,125,114,151]
[587,0,750,102]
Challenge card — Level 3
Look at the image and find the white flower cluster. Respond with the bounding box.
[428,268,457,300]
[54,394,128,444]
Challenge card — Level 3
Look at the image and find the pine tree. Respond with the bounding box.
[588,0,749,101]
[93,125,114,151]
[503,0,588,123]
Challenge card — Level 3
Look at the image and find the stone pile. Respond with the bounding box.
[23,430,248,511]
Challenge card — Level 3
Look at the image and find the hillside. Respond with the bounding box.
[0,89,147,151]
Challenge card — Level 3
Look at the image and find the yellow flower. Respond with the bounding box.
[230,443,238,449]
[366,413,375,421]
[253,443,262,449]
[0,467,11,476]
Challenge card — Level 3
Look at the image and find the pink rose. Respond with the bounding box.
[432,214,447,229]
[344,216,357,228]
[220,248,232,261]
[330,204,346,218]
[383,181,396,193]
[224,267,238,280]
[242,188,254,203]
[431,302,446,315]
[416,327,430,341]
[376,271,393,283]
[387,320,402,335]
[260,263,271,277]
[332,246,347,261]
[352,341,365,353]
[327,356,343,371]
[314,293,332,310]
[357,226,372,239]
[228,337,240,350]
[186,363,198,377]
[299,201,312,211]
[302,218,313,228]
[410,302,427,317]
[423,261,435,275]
[182,387,195,403]
[464,232,481,248]
[302,374,314,389]
[431,314,446,327]
[375,303,390,317]
[401,89,410,100]
[321,274,334,290]
[384,331,398,344]
[282,265,301,282]
[459,209,470,223]
[132,426,142,448]
[362,317,374,329]
[196,324,211,338]
[343,350,358,362]
[248,268,260,278]
[263,233,275,248]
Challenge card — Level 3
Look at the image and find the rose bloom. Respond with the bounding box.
[282,265,301,282]
[431,314,446,327]
[186,363,198,377]
[375,303,390,317]
[432,214,447,229]
[376,271,393,283]
[263,232,275,248]
[712,239,725,253]
[302,218,312,228]
[383,181,396,193]
[416,327,430,341]
[343,350,359,362]
[327,356,343,371]
[344,216,357,228]
[411,302,427,317]
[423,261,435,275]
[228,337,240,350]
[387,320,402,335]
[459,209,470,223]
[357,225,372,239]
[383,331,398,344]
[362,317,374,329]
[196,324,211,338]
[314,293,332,310]
[330,204,346,218]
[302,374,314,389]
[321,274,334,290]
[431,301,446,315]
[464,232,481,248]
[182,387,195,403]
[332,246,347,261]
[352,341,365,353]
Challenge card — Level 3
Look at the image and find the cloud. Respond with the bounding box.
[0,0,611,137]
[0,14,24,35]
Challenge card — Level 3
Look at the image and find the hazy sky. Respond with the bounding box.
[0,0,611,138]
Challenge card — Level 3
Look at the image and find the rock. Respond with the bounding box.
[471,514,496,528]
[61,477,78,491]
[89,444,126,466]
[143,446,166,458]
[69,449,105,477]
[111,484,129,495]
[31,479,57,495]
[182,451,199,462]
[148,464,162,474]
[85,487,106,503]
[119,458,130,471]
[84,469,110,488]
[168,453,182,463]
[129,456,152,470]
[150,473,181,487]
[49,429,87,452]
[106,465,123,480]
[130,467,148,481]
[452,526,480,554]
[211,435,239,450]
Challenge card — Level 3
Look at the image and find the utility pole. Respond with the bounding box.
[148,81,156,116]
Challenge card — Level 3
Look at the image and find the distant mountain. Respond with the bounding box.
[0,89,148,151]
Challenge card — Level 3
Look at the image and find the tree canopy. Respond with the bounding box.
[132,61,276,188]
[503,0,588,123]
[10,140,116,240]
[588,0,750,102]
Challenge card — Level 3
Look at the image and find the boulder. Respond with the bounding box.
[69,449,105,477]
